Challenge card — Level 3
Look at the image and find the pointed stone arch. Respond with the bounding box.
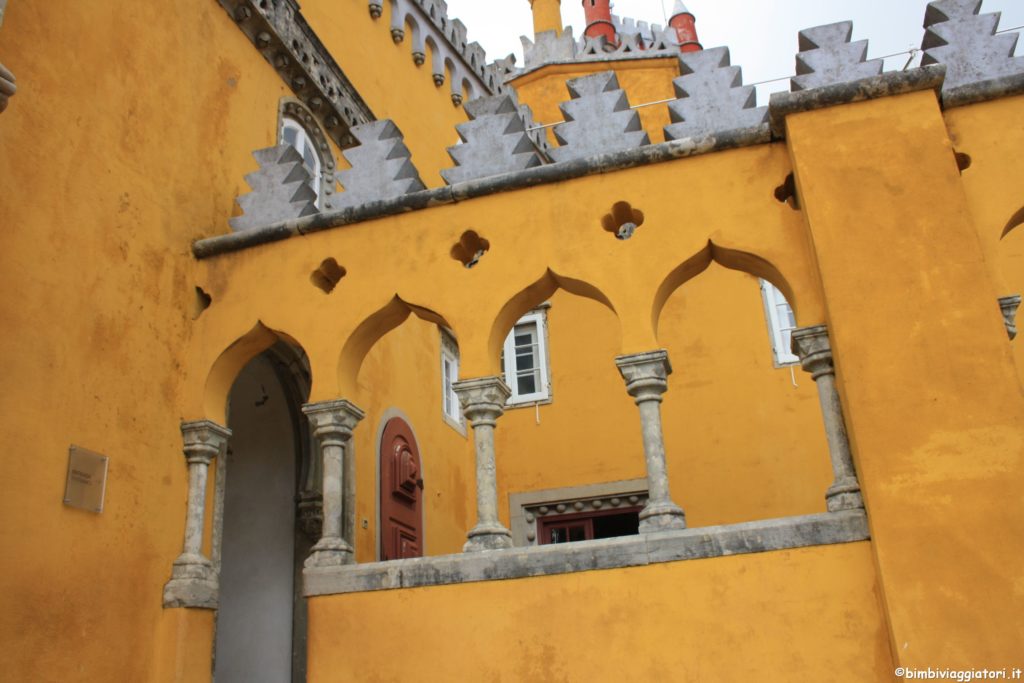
[486,269,619,372]
[338,295,453,396]
[203,321,310,425]
[651,241,797,338]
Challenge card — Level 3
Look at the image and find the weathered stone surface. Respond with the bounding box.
[999,294,1021,340]
[521,28,577,70]
[551,71,650,162]
[664,47,767,142]
[791,21,884,92]
[335,120,426,209]
[441,94,545,184]
[921,0,1024,95]
[230,145,319,232]
[303,510,870,596]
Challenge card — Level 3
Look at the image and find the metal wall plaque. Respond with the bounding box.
[64,445,109,513]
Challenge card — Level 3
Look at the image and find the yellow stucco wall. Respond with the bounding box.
[307,542,893,682]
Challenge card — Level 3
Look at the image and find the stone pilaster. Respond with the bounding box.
[302,399,365,568]
[615,350,687,532]
[998,294,1020,340]
[163,420,231,609]
[791,325,864,512]
[454,376,514,552]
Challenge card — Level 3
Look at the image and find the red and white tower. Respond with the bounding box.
[668,0,702,53]
[582,0,617,45]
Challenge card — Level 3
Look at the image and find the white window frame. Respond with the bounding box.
[280,117,323,209]
[759,279,800,366]
[440,330,465,432]
[501,308,551,406]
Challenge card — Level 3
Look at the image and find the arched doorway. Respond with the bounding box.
[379,416,424,561]
[214,343,315,683]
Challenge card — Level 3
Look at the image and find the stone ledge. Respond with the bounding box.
[303,509,869,597]
[942,72,1024,109]
[768,64,947,138]
[192,124,771,259]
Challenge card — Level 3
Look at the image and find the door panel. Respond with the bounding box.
[380,417,423,561]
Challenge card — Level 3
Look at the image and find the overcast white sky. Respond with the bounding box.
[444,0,1024,103]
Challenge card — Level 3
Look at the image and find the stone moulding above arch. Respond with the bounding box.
[651,241,804,340]
[202,321,310,425]
[485,269,619,375]
[338,295,453,396]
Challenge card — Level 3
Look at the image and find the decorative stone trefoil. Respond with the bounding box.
[615,350,687,532]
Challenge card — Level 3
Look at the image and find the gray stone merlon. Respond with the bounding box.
[303,509,870,596]
[551,71,651,163]
[230,145,319,233]
[217,0,374,149]
[521,28,578,70]
[335,120,426,209]
[193,126,772,259]
[454,377,514,552]
[441,94,546,184]
[791,21,884,92]
[163,420,232,609]
[372,0,505,98]
[279,99,340,210]
[999,294,1021,340]
[664,47,767,142]
[921,0,1024,100]
[768,64,946,138]
[791,326,864,513]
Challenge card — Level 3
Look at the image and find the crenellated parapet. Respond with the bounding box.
[372,0,508,104]
[335,120,426,208]
[791,21,884,91]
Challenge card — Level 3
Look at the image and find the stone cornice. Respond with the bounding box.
[217,0,375,149]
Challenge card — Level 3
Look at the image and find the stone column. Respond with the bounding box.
[302,399,365,568]
[998,294,1020,340]
[791,325,864,512]
[163,419,231,609]
[615,350,687,532]
[454,376,514,552]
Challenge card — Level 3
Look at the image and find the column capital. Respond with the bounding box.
[998,294,1020,340]
[791,324,834,379]
[302,399,366,443]
[454,376,511,427]
[180,419,231,466]
[615,350,672,401]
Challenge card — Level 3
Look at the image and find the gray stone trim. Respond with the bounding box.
[999,294,1021,341]
[375,0,505,100]
[768,64,947,138]
[303,509,870,596]
[942,71,1024,109]
[511,50,685,83]
[229,144,319,232]
[550,71,650,163]
[790,21,884,92]
[509,478,649,546]
[192,126,771,259]
[0,59,14,114]
[216,0,375,149]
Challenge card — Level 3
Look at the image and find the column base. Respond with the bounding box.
[826,477,864,512]
[163,554,218,609]
[639,501,687,533]
[304,537,355,568]
[463,522,513,552]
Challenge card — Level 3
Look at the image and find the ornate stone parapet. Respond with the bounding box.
[790,325,864,512]
[454,376,514,551]
[163,420,232,609]
[998,294,1020,340]
[302,399,365,568]
[615,350,687,532]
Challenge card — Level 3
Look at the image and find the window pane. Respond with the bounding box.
[517,373,537,395]
[568,526,585,542]
[283,126,297,146]
[515,350,535,371]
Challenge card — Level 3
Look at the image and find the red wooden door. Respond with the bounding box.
[380,417,423,561]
